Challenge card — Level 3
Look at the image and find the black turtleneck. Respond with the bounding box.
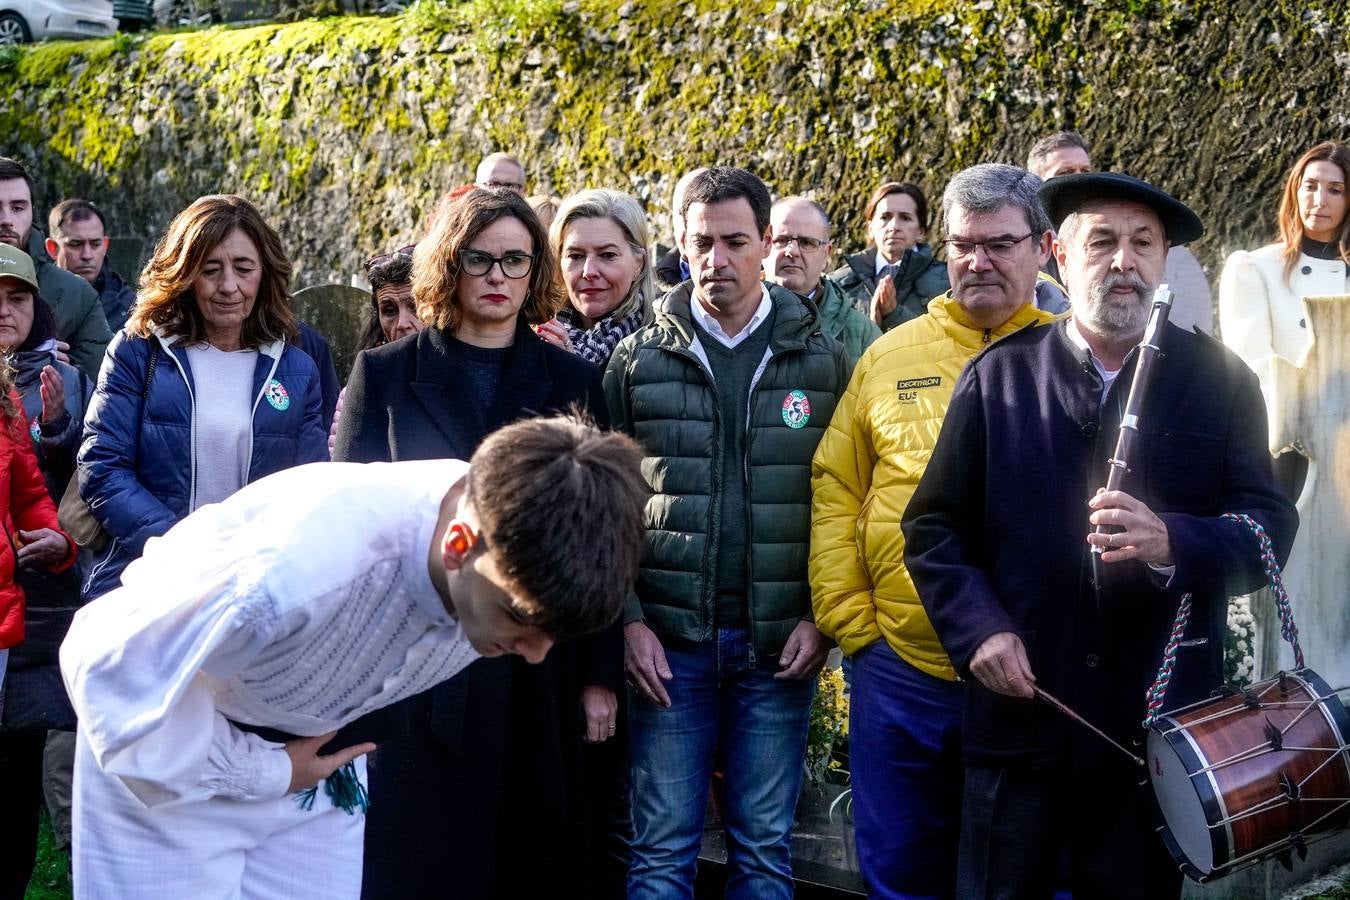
[1300,235,1342,261]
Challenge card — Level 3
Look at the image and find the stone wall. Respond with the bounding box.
[1,0,1348,290]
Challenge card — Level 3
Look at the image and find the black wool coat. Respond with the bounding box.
[334,320,622,898]
[902,320,1298,774]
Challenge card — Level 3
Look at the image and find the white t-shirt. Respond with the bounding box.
[185,344,257,509]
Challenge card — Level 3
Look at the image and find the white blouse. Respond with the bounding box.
[61,459,480,809]
[1218,243,1348,452]
[1220,243,1348,373]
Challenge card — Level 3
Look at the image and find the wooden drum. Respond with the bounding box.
[1148,668,1350,881]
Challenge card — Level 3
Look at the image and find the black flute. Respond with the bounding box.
[1090,283,1175,593]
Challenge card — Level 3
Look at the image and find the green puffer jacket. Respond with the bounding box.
[604,282,851,658]
[814,276,881,367]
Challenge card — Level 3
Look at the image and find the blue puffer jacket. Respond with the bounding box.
[77,330,328,599]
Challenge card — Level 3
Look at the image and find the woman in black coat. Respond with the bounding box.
[335,188,622,899]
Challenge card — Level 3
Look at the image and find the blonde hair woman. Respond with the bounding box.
[537,188,654,367]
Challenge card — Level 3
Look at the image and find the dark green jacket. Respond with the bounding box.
[604,282,850,657]
[813,276,881,367]
[26,228,113,379]
[830,243,950,332]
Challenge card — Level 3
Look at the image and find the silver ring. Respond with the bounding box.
[607,724,616,733]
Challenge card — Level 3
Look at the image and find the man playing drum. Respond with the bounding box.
[902,172,1299,898]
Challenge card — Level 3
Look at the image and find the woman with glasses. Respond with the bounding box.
[334,188,614,899]
[830,181,950,330]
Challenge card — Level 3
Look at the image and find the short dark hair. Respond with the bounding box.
[0,158,34,201]
[864,182,930,230]
[467,415,648,643]
[358,249,415,352]
[681,167,772,236]
[49,198,107,238]
[1026,131,1091,178]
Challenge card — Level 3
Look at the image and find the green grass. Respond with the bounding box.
[25,812,71,900]
[1300,876,1350,900]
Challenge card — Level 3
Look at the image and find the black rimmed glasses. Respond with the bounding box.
[770,234,827,252]
[365,244,417,273]
[942,233,1035,261]
[458,249,535,279]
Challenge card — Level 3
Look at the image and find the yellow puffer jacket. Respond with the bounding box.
[809,291,1064,680]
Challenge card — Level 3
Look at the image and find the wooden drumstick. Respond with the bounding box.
[1034,686,1146,767]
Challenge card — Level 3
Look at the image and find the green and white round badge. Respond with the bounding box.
[781,389,811,429]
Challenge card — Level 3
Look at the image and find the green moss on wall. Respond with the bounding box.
[3,0,1349,289]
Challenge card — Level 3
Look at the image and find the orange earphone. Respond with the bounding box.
[441,520,478,571]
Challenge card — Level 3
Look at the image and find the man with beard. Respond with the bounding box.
[1027,131,1213,334]
[810,163,1062,899]
[902,173,1297,898]
[0,158,112,378]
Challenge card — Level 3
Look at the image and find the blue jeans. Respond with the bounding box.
[627,628,815,900]
[850,640,963,900]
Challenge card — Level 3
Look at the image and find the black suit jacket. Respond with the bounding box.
[336,318,605,462]
[336,320,621,897]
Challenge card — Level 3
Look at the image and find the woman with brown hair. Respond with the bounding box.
[830,181,949,330]
[77,194,327,601]
[327,247,425,454]
[335,188,619,898]
[1220,140,1350,408]
[356,246,423,353]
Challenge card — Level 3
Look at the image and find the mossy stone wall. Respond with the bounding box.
[1,0,1348,290]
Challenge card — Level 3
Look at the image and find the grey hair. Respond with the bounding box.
[942,163,1051,237]
[1026,131,1091,179]
[771,196,831,235]
[550,188,655,326]
[1057,211,1090,248]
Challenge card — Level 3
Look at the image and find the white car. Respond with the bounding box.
[0,0,118,44]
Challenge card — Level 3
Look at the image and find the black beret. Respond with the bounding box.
[1038,172,1205,246]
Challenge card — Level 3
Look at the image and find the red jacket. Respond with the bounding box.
[0,390,75,649]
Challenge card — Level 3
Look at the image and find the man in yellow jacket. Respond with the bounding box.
[809,163,1064,900]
